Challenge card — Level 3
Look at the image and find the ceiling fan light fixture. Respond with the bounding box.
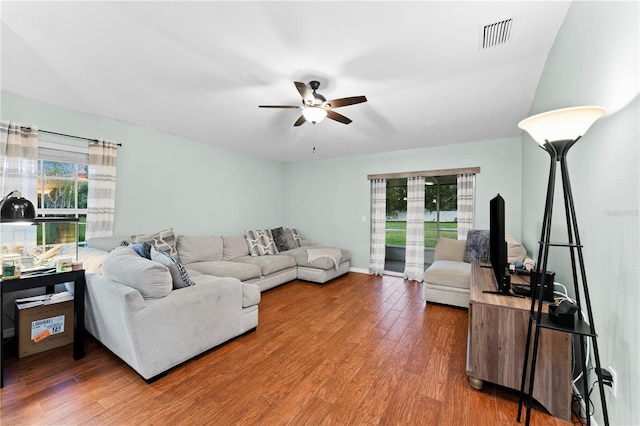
[302,107,327,124]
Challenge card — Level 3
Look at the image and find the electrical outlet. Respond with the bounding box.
[608,366,617,398]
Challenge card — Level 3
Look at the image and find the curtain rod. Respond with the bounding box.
[21,127,123,146]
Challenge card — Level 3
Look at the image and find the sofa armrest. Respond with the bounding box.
[84,273,147,361]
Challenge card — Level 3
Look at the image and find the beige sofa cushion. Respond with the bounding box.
[102,246,173,299]
[434,237,466,262]
[185,260,262,282]
[177,235,223,264]
[232,255,296,276]
[506,234,527,263]
[423,260,471,290]
[222,235,250,260]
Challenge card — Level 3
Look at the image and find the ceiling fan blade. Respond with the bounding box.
[259,105,300,108]
[324,96,368,108]
[294,81,314,104]
[326,110,352,125]
[293,115,307,127]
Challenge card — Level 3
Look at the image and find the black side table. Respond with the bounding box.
[0,269,86,387]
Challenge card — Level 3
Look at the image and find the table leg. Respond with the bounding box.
[73,272,85,360]
[469,376,483,390]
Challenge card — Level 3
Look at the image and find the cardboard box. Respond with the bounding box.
[16,295,74,358]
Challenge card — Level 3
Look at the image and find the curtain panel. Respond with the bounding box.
[1,120,39,253]
[0,121,38,202]
[457,173,476,239]
[368,179,387,275]
[86,140,118,239]
[403,176,425,281]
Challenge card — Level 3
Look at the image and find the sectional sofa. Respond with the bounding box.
[76,227,351,381]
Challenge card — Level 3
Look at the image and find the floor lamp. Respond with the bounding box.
[516,106,609,426]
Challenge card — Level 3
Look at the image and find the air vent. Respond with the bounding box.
[482,18,513,49]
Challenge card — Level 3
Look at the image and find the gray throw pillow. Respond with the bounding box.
[463,230,490,263]
[271,227,299,252]
[150,247,194,289]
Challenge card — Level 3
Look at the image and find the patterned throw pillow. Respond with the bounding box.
[244,229,279,256]
[270,227,299,252]
[150,247,194,289]
[132,228,179,258]
[290,228,302,248]
[463,229,491,263]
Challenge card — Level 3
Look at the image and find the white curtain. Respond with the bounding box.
[0,121,38,203]
[457,173,476,239]
[369,179,387,275]
[403,176,425,281]
[0,121,39,254]
[86,140,118,239]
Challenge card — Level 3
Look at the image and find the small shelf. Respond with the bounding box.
[33,217,79,223]
[531,312,596,337]
[537,241,583,248]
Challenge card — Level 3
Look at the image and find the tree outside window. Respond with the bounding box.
[37,160,87,247]
[386,176,458,248]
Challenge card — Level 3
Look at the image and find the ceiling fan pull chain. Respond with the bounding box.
[312,125,316,154]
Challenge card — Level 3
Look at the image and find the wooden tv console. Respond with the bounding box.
[466,262,572,421]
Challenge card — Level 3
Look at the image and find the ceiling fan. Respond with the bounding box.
[259,81,367,126]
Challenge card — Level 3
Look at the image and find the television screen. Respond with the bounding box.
[489,194,511,294]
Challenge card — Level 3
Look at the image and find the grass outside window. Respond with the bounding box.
[385,221,457,248]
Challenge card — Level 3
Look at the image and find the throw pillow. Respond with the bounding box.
[131,242,153,259]
[434,237,466,262]
[463,230,490,263]
[101,246,172,299]
[150,247,194,289]
[244,229,279,256]
[270,227,299,252]
[132,228,178,258]
[290,228,302,247]
[506,234,527,263]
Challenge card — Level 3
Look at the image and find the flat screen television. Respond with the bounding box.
[489,194,511,295]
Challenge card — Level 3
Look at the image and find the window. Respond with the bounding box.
[36,142,89,247]
[424,175,457,247]
[385,175,458,249]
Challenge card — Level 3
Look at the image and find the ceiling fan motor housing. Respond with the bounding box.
[308,81,326,105]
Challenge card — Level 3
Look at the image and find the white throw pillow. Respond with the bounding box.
[102,246,172,299]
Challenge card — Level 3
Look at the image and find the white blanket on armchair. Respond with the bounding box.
[306,248,342,270]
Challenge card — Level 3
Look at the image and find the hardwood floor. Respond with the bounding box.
[1,273,578,425]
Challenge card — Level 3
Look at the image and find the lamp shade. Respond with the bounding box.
[302,107,327,124]
[0,191,36,223]
[518,106,606,145]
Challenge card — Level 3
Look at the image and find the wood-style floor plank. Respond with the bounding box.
[1,272,576,425]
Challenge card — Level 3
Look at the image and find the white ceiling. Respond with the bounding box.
[1,1,572,163]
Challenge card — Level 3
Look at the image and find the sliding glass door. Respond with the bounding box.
[384,175,458,273]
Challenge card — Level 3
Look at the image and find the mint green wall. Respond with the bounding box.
[284,137,523,270]
[520,2,639,423]
[1,91,287,236]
